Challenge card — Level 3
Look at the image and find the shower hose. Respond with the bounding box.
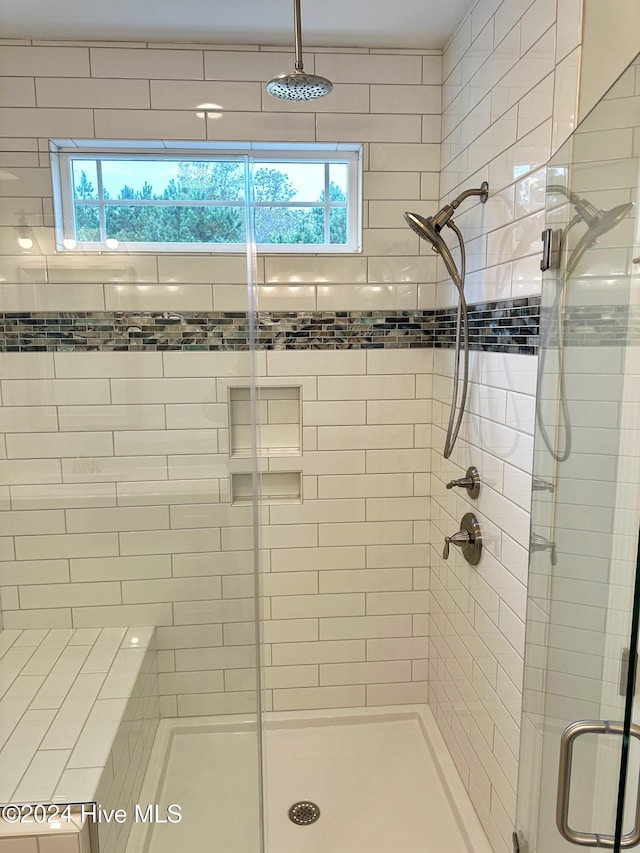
[534,217,579,464]
[442,220,469,460]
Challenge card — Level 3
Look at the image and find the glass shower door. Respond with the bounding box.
[515,52,640,853]
[0,145,264,853]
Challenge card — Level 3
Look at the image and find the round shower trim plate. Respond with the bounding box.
[288,801,321,825]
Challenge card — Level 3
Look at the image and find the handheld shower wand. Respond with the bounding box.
[536,186,633,463]
[547,185,633,277]
[404,181,489,459]
[565,202,633,277]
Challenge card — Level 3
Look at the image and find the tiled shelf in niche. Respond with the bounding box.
[228,386,302,457]
[231,471,302,505]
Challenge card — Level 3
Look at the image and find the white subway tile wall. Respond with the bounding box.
[0,39,441,720]
[0,350,260,717]
[0,347,431,717]
[0,40,442,313]
[431,1,583,852]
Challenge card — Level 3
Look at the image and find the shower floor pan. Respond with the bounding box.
[129,705,492,853]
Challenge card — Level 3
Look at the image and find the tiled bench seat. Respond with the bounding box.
[0,626,159,853]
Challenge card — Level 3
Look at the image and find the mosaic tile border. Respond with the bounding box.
[435,297,539,354]
[0,297,541,354]
[559,303,640,346]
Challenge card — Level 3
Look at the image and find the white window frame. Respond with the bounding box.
[50,140,362,254]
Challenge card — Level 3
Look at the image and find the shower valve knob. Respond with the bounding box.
[446,478,471,489]
[445,466,480,498]
[443,531,470,559]
[443,513,482,566]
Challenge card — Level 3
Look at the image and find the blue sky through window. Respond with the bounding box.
[72,159,349,202]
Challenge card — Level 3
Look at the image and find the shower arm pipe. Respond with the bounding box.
[293,0,304,71]
[433,183,489,231]
[451,186,489,206]
[547,184,598,216]
[547,184,584,206]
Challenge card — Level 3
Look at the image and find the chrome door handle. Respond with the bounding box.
[557,719,640,847]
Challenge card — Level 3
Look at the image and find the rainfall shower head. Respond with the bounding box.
[266,0,333,101]
[266,70,333,101]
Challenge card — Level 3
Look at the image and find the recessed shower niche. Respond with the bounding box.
[231,471,303,505]
[229,384,304,505]
[228,385,302,457]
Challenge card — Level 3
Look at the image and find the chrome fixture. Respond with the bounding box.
[404,182,489,459]
[548,185,633,276]
[530,532,557,566]
[532,477,555,493]
[288,801,320,825]
[537,186,633,464]
[405,183,489,242]
[266,0,333,101]
[566,203,633,278]
[16,225,33,250]
[557,720,640,847]
[540,226,561,272]
[442,512,482,566]
[446,466,480,499]
[619,648,631,697]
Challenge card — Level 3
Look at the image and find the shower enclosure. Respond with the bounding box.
[0,135,466,853]
[516,52,640,853]
[3,41,640,853]
[0,130,487,853]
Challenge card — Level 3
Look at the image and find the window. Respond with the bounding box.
[51,142,362,253]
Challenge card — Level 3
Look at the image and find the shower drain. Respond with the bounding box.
[288,801,320,825]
